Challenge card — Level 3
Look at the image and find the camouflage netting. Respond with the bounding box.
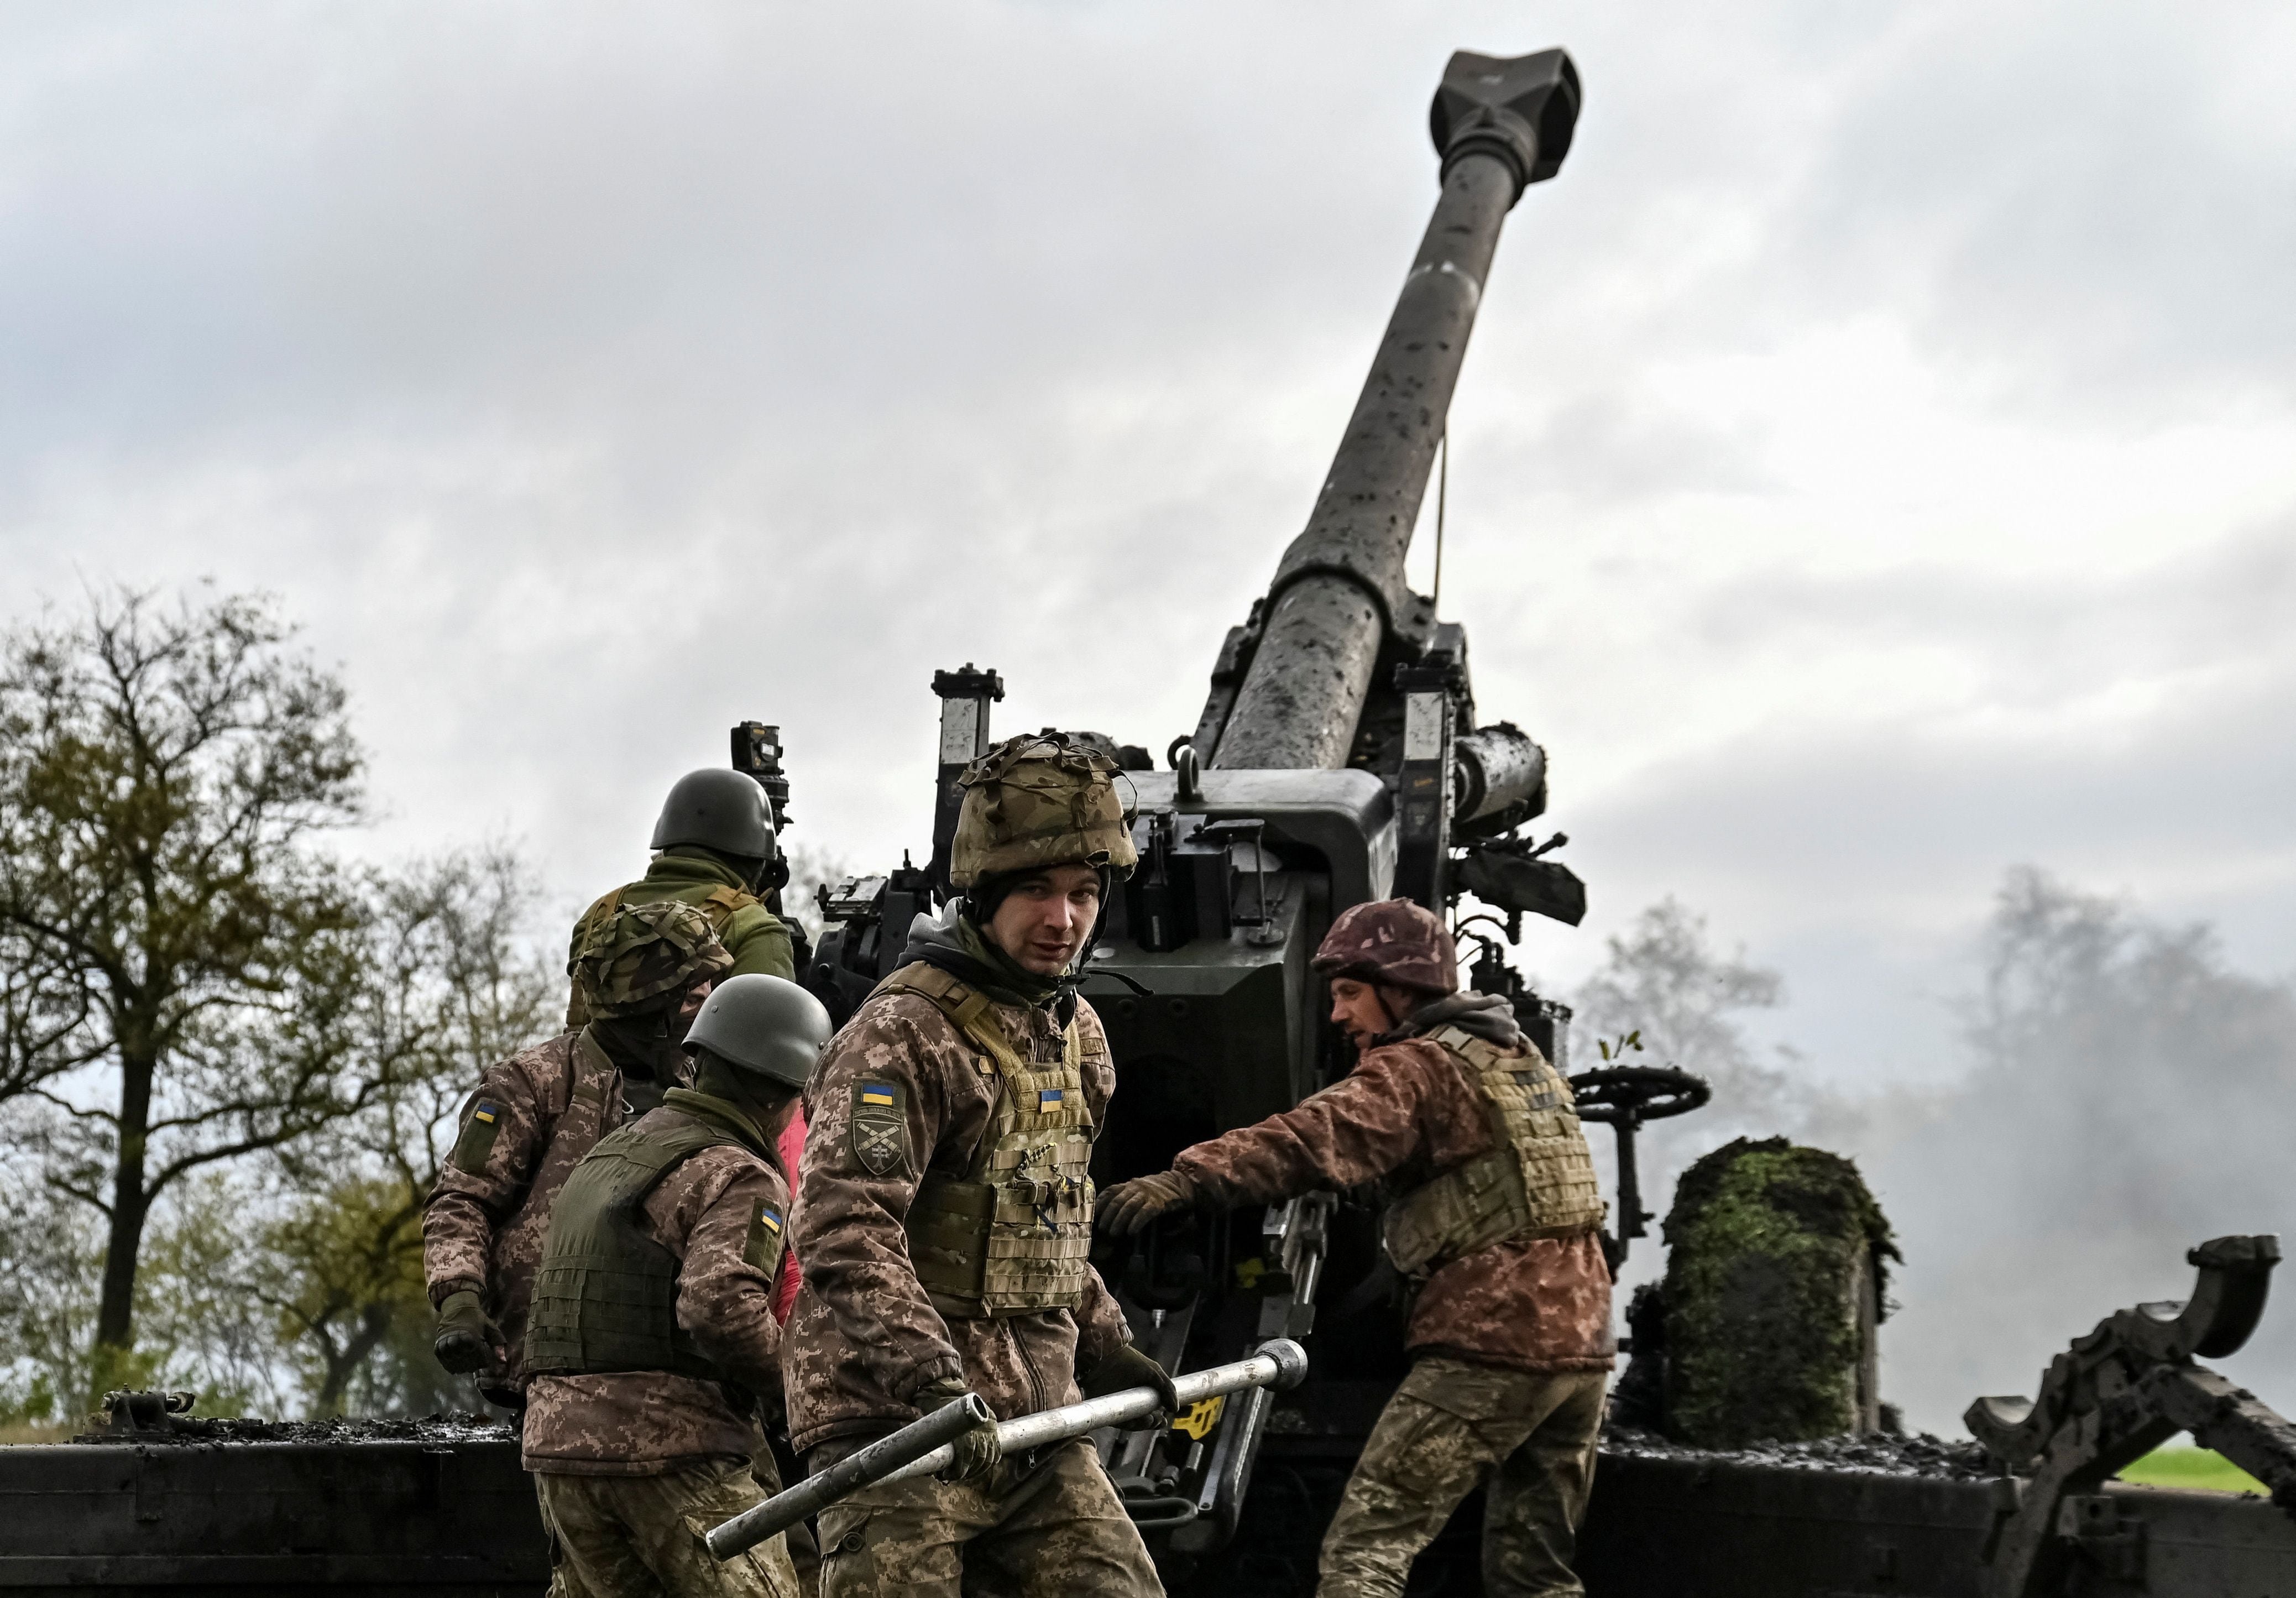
[1657,1136,1899,1450]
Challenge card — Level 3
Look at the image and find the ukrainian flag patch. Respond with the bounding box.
[1039,1088,1065,1107]
[757,1205,783,1239]
[859,1085,896,1108]
[472,1103,499,1125]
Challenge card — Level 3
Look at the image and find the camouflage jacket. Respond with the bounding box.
[423,1027,641,1395]
[564,848,794,1027]
[782,986,1133,1454]
[1173,1036,1615,1375]
[522,1099,794,1475]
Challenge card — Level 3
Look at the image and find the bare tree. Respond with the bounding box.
[259,848,558,1414]
[1573,897,1795,1136]
[0,586,376,1355]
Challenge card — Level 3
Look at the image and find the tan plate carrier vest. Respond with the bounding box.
[1381,1025,1606,1276]
[880,963,1096,1319]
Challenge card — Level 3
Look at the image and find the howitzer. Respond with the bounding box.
[804,44,1693,1566]
[707,1341,1310,1561]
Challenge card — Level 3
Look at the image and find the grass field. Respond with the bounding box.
[2117,1447,2266,1494]
[0,1422,74,1446]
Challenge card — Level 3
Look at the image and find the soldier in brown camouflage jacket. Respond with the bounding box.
[1102,899,1614,1598]
[783,734,1172,1598]
[423,900,731,1407]
[523,973,833,1598]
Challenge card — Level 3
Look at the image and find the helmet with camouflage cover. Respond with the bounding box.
[1311,897,1459,996]
[950,733,1139,890]
[571,900,734,1019]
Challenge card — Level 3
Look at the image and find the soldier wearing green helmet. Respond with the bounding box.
[423,899,732,1409]
[521,973,832,1597]
[563,768,797,1028]
[782,733,1174,1598]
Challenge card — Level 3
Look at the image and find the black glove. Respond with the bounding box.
[1097,1171,1196,1236]
[914,1377,1002,1484]
[432,1287,505,1376]
[1080,1343,1180,1431]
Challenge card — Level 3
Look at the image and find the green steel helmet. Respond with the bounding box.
[572,900,734,1019]
[652,769,777,862]
[949,733,1138,890]
[683,974,833,1090]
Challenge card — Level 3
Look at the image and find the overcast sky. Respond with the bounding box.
[7,3,2294,1427]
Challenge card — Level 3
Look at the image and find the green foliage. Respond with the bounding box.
[2118,1446,2269,1495]
[0,584,559,1417]
[0,1176,104,1423]
[1661,1136,1897,1449]
[0,584,374,1351]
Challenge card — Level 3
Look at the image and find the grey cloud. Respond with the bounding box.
[4,1,2296,1438]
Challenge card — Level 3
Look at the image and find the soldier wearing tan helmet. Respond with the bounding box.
[563,769,797,1029]
[423,900,733,1409]
[782,733,1174,1598]
[1101,897,1613,1598]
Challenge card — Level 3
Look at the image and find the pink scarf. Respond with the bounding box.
[772,1106,806,1324]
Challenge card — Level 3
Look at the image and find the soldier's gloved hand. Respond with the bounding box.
[1097,1171,1196,1236]
[1081,1344,1180,1432]
[914,1378,1002,1485]
[432,1288,505,1375]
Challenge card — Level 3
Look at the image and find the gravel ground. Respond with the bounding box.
[1602,1423,1996,1480]
[72,1412,516,1446]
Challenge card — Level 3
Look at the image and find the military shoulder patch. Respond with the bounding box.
[849,1079,909,1178]
[451,1098,505,1173]
[744,1198,786,1271]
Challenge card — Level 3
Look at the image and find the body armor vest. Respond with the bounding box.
[524,1094,773,1379]
[879,963,1096,1319]
[1380,1026,1605,1276]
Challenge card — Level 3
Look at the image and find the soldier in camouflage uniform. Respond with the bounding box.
[523,972,832,1598]
[783,734,1175,1598]
[565,769,796,1029]
[1101,899,1613,1598]
[425,901,733,1408]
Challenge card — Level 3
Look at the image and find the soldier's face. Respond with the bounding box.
[987,864,1103,976]
[1329,977,1400,1046]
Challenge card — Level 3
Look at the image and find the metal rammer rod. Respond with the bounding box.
[707,1340,1309,1559]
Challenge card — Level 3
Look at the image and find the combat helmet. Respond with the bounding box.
[684,974,834,1090]
[653,769,777,864]
[949,733,1139,890]
[1311,898,1460,996]
[571,900,734,1019]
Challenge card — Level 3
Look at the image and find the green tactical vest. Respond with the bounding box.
[880,963,1096,1319]
[523,1092,779,1380]
[1380,1026,1606,1277]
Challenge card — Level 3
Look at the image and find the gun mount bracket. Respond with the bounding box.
[1966,1234,2296,1598]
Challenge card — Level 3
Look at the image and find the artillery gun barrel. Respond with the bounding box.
[706,1341,1309,1559]
[1214,49,1581,771]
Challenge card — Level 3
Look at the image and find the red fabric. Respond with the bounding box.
[773,1105,807,1324]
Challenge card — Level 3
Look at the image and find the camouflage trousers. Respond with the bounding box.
[536,1456,801,1598]
[814,1437,1162,1598]
[1319,1359,1607,1598]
